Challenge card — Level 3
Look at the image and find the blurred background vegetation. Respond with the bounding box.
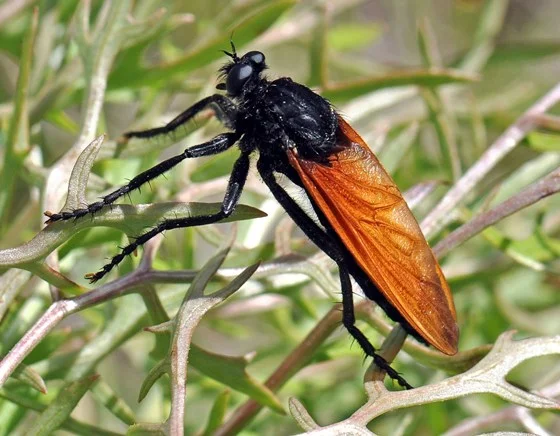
[0,0,559,434]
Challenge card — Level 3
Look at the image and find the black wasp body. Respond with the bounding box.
[213,52,339,173]
[45,45,417,388]
[238,76,338,162]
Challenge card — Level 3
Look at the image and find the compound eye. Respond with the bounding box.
[226,63,253,96]
[245,51,265,65]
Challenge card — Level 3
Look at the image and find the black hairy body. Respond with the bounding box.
[45,46,446,389]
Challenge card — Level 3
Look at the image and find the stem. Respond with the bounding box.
[433,167,560,258]
[421,81,560,239]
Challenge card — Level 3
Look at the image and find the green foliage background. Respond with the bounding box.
[0,0,559,434]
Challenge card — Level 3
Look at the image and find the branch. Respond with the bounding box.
[165,248,259,435]
[292,332,560,434]
[421,81,560,239]
[433,166,560,258]
[444,379,560,435]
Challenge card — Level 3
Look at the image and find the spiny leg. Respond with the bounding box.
[338,263,413,389]
[45,132,241,223]
[45,94,238,223]
[123,94,238,140]
[86,151,251,283]
[257,159,412,389]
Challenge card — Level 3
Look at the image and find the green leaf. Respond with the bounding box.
[0,202,266,272]
[490,153,560,205]
[379,122,419,174]
[0,295,46,355]
[308,4,328,87]
[202,390,230,436]
[126,422,166,435]
[92,380,136,425]
[322,69,478,101]
[43,109,80,134]
[327,23,382,52]
[138,359,169,403]
[488,42,560,66]
[417,20,461,181]
[0,387,122,436]
[190,346,284,414]
[12,364,46,394]
[110,0,297,88]
[527,131,560,152]
[190,148,241,182]
[483,226,560,273]
[27,375,100,436]
[25,329,84,364]
[0,8,37,233]
[0,269,31,322]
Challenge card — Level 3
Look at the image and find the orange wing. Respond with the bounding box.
[287,117,458,355]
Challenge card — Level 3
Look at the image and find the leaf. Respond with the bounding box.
[109,0,297,88]
[138,359,169,403]
[488,42,560,66]
[289,397,319,432]
[483,226,560,273]
[12,364,47,394]
[190,346,284,413]
[202,390,230,436]
[190,148,241,182]
[294,333,560,432]
[489,153,560,205]
[60,134,105,211]
[0,202,266,272]
[308,3,328,87]
[165,251,260,434]
[379,122,419,174]
[527,131,560,152]
[322,69,478,101]
[92,380,136,425]
[0,8,37,232]
[126,422,166,435]
[27,375,100,435]
[327,23,382,52]
[0,269,31,321]
[0,387,122,436]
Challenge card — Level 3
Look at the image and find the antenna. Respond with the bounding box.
[229,32,238,60]
[220,31,239,62]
